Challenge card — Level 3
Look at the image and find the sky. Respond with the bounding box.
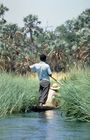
[1,0,90,30]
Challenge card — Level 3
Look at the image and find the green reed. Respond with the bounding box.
[60,68,90,122]
[0,72,39,117]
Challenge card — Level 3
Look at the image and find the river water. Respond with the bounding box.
[0,110,90,140]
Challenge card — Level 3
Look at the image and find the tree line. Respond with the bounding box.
[0,3,90,75]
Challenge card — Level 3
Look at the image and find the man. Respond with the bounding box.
[30,54,52,106]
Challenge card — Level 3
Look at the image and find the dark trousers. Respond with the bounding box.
[39,80,50,104]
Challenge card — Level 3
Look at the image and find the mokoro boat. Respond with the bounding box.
[30,105,60,112]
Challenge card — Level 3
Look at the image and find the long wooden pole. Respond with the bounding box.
[50,76,63,86]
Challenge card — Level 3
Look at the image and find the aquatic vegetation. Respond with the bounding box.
[0,73,39,117]
[60,68,90,122]
[0,68,90,122]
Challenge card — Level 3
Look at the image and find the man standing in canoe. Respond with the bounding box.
[30,54,52,106]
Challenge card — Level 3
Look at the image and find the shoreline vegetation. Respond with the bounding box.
[0,73,39,117]
[0,68,90,122]
[60,68,90,122]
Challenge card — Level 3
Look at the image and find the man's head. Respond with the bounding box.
[40,54,46,62]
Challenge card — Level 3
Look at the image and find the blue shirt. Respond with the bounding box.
[30,61,52,81]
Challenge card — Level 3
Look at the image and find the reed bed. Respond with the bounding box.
[60,68,90,122]
[0,73,39,117]
[0,69,90,122]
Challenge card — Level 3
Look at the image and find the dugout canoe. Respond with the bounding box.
[30,105,60,112]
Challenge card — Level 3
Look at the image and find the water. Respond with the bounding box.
[0,110,90,140]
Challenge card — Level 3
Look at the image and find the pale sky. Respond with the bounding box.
[1,0,90,29]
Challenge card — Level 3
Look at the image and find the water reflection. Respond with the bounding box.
[39,110,61,140]
[40,110,57,120]
[0,111,90,140]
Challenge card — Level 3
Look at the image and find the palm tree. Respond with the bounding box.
[0,4,9,24]
[23,14,42,43]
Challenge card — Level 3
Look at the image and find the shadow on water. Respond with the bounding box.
[0,110,90,140]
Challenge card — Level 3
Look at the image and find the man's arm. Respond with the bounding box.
[29,64,36,73]
[28,66,31,71]
[47,65,52,77]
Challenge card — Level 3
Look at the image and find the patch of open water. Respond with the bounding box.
[0,110,90,140]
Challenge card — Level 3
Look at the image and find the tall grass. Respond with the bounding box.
[60,68,90,122]
[0,72,39,117]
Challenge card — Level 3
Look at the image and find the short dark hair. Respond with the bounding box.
[40,54,46,62]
